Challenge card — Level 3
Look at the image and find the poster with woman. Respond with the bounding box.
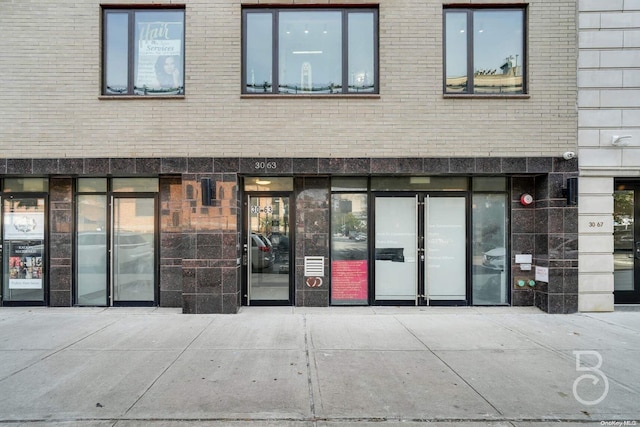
[135,17,184,93]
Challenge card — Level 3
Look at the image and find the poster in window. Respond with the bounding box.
[4,212,45,240]
[136,20,184,93]
[8,242,43,289]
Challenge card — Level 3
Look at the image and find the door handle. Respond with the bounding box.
[635,242,640,260]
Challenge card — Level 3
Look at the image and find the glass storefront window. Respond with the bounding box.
[331,177,368,192]
[371,176,468,191]
[331,193,368,304]
[3,178,49,192]
[112,178,159,192]
[244,177,294,192]
[472,193,508,305]
[473,177,507,192]
[78,178,107,193]
[76,195,108,305]
[2,197,46,303]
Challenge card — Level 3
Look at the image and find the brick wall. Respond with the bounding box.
[1,0,576,158]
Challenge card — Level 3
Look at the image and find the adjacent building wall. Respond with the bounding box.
[578,0,640,311]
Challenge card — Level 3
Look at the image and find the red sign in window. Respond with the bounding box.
[331,260,368,304]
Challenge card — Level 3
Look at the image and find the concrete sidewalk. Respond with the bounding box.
[0,306,638,426]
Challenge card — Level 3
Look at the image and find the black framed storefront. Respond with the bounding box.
[0,156,579,313]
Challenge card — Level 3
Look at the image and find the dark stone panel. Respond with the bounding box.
[269,157,292,173]
[303,234,329,257]
[51,209,72,234]
[564,294,578,314]
[7,159,32,174]
[222,293,239,314]
[548,173,566,199]
[344,158,370,174]
[197,268,223,293]
[239,157,266,173]
[295,291,305,306]
[197,233,223,247]
[162,158,188,173]
[161,233,183,259]
[182,267,196,294]
[397,158,424,174]
[548,235,565,260]
[50,233,72,259]
[370,158,398,174]
[50,178,72,201]
[160,266,182,292]
[511,289,534,306]
[502,158,527,173]
[547,268,563,293]
[0,159,6,174]
[534,291,548,312]
[511,176,535,198]
[182,234,197,259]
[33,159,59,174]
[182,294,196,314]
[49,290,72,307]
[302,289,329,307]
[84,158,110,174]
[160,290,182,308]
[450,158,475,174]
[563,269,578,294]
[136,158,162,174]
[214,157,240,173]
[511,233,535,254]
[197,294,222,314]
[548,208,564,234]
[534,234,549,259]
[423,158,449,173]
[547,293,564,314]
[553,157,578,173]
[318,158,346,174]
[475,158,502,173]
[58,158,84,175]
[222,268,238,294]
[534,208,548,234]
[188,157,214,173]
[534,175,550,200]
[511,209,535,233]
[292,158,319,174]
[110,158,136,174]
[564,208,578,234]
[49,266,72,292]
[527,157,553,173]
[564,235,578,260]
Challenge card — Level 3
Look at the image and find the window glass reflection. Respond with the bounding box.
[246,13,273,93]
[445,12,468,93]
[348,13,375,93]
[473,10,523,94]
[105,12,129,95]
[279,11,342,94]
[77,195,108,306]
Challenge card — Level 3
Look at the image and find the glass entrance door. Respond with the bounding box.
[373,194,467,305]
[112,196,156,304]
[247,195,291,305]
[614,182,640,304]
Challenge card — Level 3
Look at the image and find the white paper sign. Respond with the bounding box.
[535,266,549,283]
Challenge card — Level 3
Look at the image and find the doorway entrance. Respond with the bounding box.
[614,181,640,304]
[76,178,158,307]
[373,193,468,305]
[245,195,292,305]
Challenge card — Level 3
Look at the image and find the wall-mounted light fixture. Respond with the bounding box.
[612,135,633,146]
[201,178,215,206]
[562,177,578,206]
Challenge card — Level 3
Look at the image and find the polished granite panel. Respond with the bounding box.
[49,290,72,307]
[318,158,346,174]
[58,158,84,174]
[162,157,188,173]
[502,157,527,173]
[110,158,136,174]
[291,158,319,174]
[475,157,502,173]
[450,157,475,173]
[423,158,449,173]
[33,159,58,174]
[137,158,162,174]
[188,157,214,173]
[527,157,553,173]
[0,159,6,174]
[84,158,110,174]
[214,157,240,173]
[7,159,32,174]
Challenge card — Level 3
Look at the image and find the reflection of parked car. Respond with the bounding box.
[251,233,274,271]
[78,231,153,272]
[482,247,505,271]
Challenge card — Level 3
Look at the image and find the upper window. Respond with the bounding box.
[444,7,526,95]
[242,8,378,95]
[102,8,185,96]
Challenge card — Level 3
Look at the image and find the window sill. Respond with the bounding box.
[443,94,530,100]
[99,95,185,100]
[241,94,381,100]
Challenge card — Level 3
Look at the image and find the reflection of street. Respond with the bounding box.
[614,253,634,292]
[332,236,367,261]
[250,270,288,300]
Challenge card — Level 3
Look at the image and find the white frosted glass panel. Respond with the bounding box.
[375,197,416,300]
[426,197,466,300]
